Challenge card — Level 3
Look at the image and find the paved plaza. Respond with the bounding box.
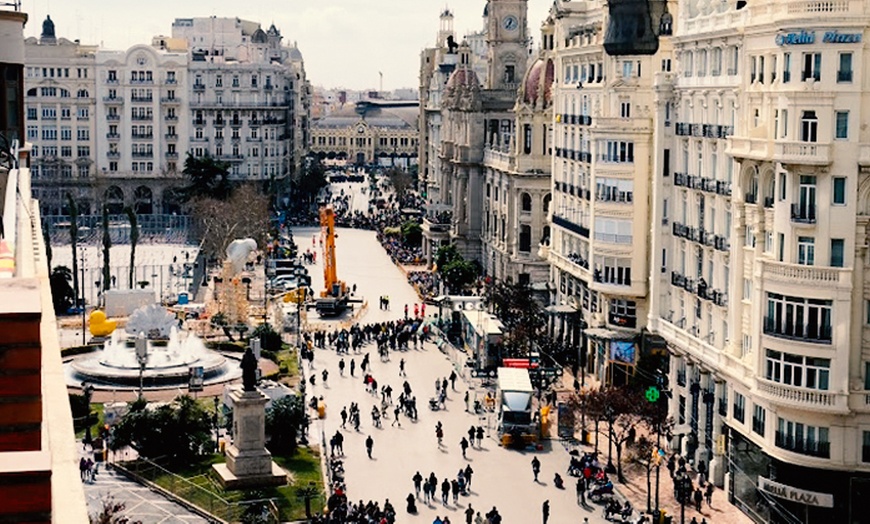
[294,223,608,523]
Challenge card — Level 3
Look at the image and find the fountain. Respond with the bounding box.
[66,309,241,390]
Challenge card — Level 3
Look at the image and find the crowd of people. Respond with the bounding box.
[407,271,437,300]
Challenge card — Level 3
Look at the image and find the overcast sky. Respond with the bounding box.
[21,0,553,91]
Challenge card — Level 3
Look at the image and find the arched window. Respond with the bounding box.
[76,89,89,98]
[521,192,532,212]
[543,193,552,214]
[134,186,153,215]
[104,186,125,215]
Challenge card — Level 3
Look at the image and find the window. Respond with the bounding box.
[776,417,830,458]
[862,431,870,463]
[779,173,787,200]
[679,395,686,424]
[521,193,532,212]
[752,405,766,436]
[783,52,791,83]
[865,361,870,388]
[609,299,637,328]
[765,350,830,390]
[835,111,849,139]
[838,52,853,82]
[830,239,844,267]
[765,292,833,343]
[833,177,846,205]
[593,256,632,286]
[594,218,632,244]
[800,111,818,142]
[801,52,821,81]
[519,225,531,252]
[523,124,532,154]
[598,140,634,163]
[781,109,789,138]
[60,127,71,141]
[733,392,745,423]
[797,236,814,266]
[596,178,633,203]
[620,99,631,118]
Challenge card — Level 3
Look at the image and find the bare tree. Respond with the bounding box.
[191,184,269,259]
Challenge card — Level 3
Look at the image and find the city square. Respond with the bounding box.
[1,0,867,523]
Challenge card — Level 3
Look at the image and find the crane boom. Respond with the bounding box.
[315,205,348,316]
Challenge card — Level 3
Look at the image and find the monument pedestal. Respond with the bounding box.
[213,388,287,489]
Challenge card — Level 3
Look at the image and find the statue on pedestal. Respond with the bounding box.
[241,347,258,392]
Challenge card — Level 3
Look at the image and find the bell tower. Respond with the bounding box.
[485,0,528,90]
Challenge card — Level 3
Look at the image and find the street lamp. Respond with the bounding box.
[135,332,148,401]
[80,248,87,345]
[213,396,220,453]
[675,470,690,524]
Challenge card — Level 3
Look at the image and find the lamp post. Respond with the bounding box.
[135,332,148,401]
[212,396,220,453]
[675,470,689,524]
[80,248,87,345]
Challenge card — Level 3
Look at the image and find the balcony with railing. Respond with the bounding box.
[106,151,120,159]
[552,214,589,239]
[131,115,152,121]
[193,83,206,92]
[165,133,177,140]
[483,148,512,171]
[130,95,153,103]
[726,136,773,161]
[760,258,850,288]
[165,114,178,121]
[106,133,120,140]
[774,431,830,458]
[131,151,153,158]
[791,203,817,224]
[763,317,832,344]
[757,378,844,413]
[160,97,181,104]
[106,114,120,121]
[165,151,178,159]
[103,96,123,104]
[774,140,832,166]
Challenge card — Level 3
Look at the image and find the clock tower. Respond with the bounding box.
[485,0,528,90]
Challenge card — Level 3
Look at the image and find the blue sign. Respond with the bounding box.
[776,29,862,46]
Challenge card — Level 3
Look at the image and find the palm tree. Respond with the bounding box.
[125,207,139,289]
[67,193,79,305]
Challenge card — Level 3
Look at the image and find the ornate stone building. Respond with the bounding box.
[309,100,418,167]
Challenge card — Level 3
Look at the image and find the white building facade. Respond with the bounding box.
[648,1,870,522]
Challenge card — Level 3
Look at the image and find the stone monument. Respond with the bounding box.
[212,347,287,489]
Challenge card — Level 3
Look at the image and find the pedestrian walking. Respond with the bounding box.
[694,487,703,511]
[441,478,450,505]
[321,369,328,385]
[365,435,374,459]
[339,358,346,376]
[404,304,409,319]
[460,437,469,458]
[705,482,714,506]
[413,471,423,497]
[542,499,550,524]
[465,505,475,524]
[399,358,406,376]
[464,464,473,489]
[476,426,484,446]
[531,456,541,482]
[350,358,356,376]
[464,391,470,412]
[392,405,401,427]
[451,479,460,503]
[340,407,348,428]
[576,476,586,506]
[449,370,457,390]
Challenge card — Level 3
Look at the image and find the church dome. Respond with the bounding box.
[523,58,555,106]
[446,67,480,90]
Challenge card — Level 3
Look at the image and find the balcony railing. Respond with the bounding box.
[106,151,120,159]
[757,379,836,408]
[165,115,178,121]
[131,152,153,158]
[106,114,120,121]
[193,83,206,91]
[103,96,123,103]
[566,253,589,270]
[552,214,589,239]
[165,151,178,159]
[106,133,120,140]
[165,133,177,140]
[763,317,832,343]
[775,431,830,458]
[774,140,832,166]
[160,97,181,104]
[761,259,848,286]
[791,203,817,224]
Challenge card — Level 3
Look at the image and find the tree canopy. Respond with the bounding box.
[181,153,234,202]
[485,279,546,357]
[110,395,213,465]
[49,266,75,314]
[265,394,306,455]
[191,184,269,259]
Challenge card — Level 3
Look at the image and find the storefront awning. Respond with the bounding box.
[545,304,577,314]
[585,327,636,340]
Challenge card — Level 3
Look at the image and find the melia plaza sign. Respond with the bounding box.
[776,29,863,46]
[758,477,834,508]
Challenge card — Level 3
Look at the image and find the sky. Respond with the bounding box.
[21,0,553,91]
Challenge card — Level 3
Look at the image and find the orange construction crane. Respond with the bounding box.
[315,205,349,316]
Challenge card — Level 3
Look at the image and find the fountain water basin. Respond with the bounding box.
[68,327,240,389]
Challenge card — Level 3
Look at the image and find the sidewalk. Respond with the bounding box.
[550,369,753,524]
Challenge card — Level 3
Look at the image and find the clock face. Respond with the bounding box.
[503,15,518,31]
[357,125,365,134]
